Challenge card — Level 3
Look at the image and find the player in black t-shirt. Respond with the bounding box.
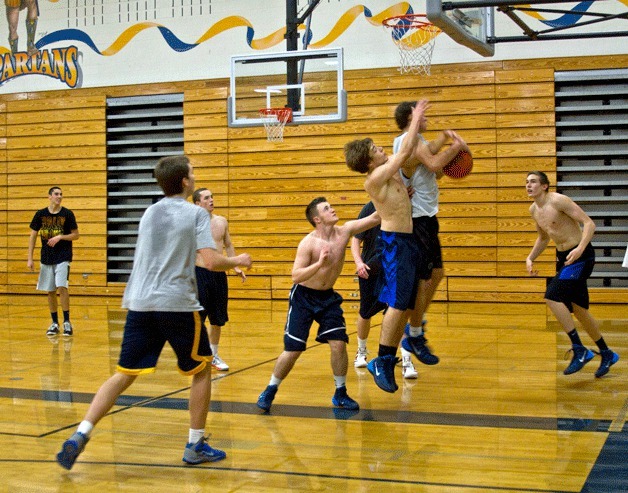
[28,187,79,337]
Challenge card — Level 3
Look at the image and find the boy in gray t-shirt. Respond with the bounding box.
[56,155,252,470]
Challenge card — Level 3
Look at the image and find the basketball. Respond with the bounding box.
[443,149,473,179]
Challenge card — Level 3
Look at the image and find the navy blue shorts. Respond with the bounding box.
[117,311,211,375]
[283,284,348,352]
[412,215,443,280]
[377,231,419,311]
[545,243,595,312]
[195,267,229,327]
[358,258,387,319]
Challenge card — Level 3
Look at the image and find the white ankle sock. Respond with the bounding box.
[269,375,282,387]
[333,375,346,388]
[409,325,423,337]
[189,428,205,444]
[77,420,94,437]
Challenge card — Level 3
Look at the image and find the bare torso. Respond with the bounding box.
[195,214,227,267]
[298,226,351,290]
[366,171,412,233]
[530,192,583,251]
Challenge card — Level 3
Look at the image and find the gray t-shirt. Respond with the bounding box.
[394,132,439,218]
[122,197,216,312]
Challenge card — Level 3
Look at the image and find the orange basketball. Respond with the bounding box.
[443,150,473,179]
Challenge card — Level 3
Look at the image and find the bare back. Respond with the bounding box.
[530,192,585,251]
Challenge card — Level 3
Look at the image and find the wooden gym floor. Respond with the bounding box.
[0,295,625,492]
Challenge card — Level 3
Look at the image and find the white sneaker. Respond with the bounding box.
[211,355,229,371]
[46,323,59,336]
[354,348,368,368]
[402,356,418,379]
[63,321,73,337]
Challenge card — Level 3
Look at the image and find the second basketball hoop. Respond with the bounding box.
[383,14,441,76]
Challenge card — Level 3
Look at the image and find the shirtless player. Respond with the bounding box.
[526,171,619,377]
[345,99,442,393]
[257,197,380,412]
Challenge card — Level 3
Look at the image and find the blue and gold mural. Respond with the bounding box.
[1,0,626,90]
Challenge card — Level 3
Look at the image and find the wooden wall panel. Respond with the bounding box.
[4,94,107,296]
[1,55,626,305]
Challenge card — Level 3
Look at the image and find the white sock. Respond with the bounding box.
[210,344,219,357]
[333,375,346,388]
[77,420,94,437]
[357,338,368,350]
[269,375,282,387]
[409,325,423,337]
[189,428,205,444]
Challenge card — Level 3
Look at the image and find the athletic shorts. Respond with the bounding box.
[412,215,443,280]
[377,231,419,311]
[358,257,387,319]
[283,284,348,352]
[37,261,70,291]
[545,243,595,312]
[117,310,211,376]
[195,267,229,327]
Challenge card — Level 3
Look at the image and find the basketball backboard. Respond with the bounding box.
[228,47,347,128]
[427,0,495,56]
[428,0,628,57]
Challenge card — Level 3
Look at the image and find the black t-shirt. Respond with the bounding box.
[29,207,78,265]
[354,201,380,265]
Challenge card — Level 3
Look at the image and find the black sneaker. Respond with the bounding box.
[46,323,59,336]
[594,349,619,378]
[402,332,440,365]
[63,321,73,337]
[332,386,359,410]
[367,355,399,393]
[257,384,278,411]
[563,344,595,375]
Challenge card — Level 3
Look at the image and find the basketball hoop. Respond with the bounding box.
[259,107,293,142]
[383,14,440,76]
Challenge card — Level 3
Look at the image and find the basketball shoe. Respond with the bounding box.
[63,321,73,337]
[257,384,278,411]
[402,356,418,379]
[594,349,619,378]
[354,347,368,368]
[56,431,89,470]
[183,436,226,464]
[332,386,359,410]
[403,324,439,365]
[563,345,595,375]
[367,355,399,393]
[211,355,229,371]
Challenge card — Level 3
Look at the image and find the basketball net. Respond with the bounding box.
[259,107,293,142]
[383,15,440,76]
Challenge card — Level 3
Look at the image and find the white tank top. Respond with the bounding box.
[394,132,439,218]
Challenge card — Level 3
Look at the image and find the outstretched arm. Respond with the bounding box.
[343,211,380,238]
[367,100,429,193]
[412,131,469,174]
[199,248,252,272]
